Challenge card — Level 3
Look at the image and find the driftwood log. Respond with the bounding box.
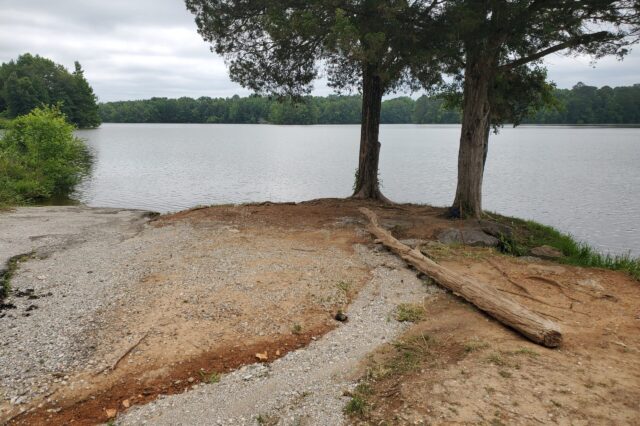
[360,208,562,348]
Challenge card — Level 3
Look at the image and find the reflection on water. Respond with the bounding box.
[75,124,640,256]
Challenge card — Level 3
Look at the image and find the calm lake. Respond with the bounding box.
[75,124,640,256]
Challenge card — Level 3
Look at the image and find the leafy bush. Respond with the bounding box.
[0,105,91,206]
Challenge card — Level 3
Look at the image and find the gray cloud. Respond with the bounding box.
[1,0,638,102]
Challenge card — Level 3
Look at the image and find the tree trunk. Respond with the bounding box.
[360,207,563,348]
[450,58,493,219]
[352,66,389,201]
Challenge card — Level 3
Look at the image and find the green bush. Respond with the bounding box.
[0,105,91,206]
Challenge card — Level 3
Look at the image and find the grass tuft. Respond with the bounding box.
[198,369,220,384]
[395,303,425,322]
[344,395,368,417]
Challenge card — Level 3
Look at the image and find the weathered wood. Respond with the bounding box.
[360,208,562,348]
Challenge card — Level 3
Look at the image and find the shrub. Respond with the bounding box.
[0,105,91,206]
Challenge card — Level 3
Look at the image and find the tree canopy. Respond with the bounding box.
[437,0,640,218]
[185,0,443,200]
[0,54,101,128]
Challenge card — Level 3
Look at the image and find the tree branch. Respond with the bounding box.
[498,31,612,71]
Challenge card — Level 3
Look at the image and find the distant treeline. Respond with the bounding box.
[99,83,640,125]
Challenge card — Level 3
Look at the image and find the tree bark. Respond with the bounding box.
[352,65,389,201]
[450,57,493,219]
[360,207,563,348]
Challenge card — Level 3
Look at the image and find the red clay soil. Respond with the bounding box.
[10,325,332,426]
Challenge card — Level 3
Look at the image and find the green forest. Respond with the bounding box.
[0,54,100,128]
[98,83,640,125]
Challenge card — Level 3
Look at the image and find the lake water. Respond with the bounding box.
[75,124,640,256]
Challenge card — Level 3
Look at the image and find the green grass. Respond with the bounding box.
[490,214,640,280]
[1,252,33,302]
[198,369,220,384]
[291,323,302,335]
[344,395,368,417]
[394,303,425,322]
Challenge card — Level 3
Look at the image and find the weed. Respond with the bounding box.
[291,323,302,335]
[394,303,425,322]
[486,353,508,367]
[336,281,351,294]
[198,369,220,384]
[512,347,539,358]
[389,334,435,373]
[344,395,367,417]
[464,340,490,353]
[354,382,373,396]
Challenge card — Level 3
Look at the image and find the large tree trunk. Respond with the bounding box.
[360,207,562,348]
[450,57,493,219]
[352,65,389,201]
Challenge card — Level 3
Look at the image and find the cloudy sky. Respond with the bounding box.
[1,0,639,102]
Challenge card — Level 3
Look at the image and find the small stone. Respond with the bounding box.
[334,312,348,322]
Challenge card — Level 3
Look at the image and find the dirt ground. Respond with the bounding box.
[2,199,639,425]
[350,246,640,425]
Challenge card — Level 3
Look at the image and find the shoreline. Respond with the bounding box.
[1,201,639,424]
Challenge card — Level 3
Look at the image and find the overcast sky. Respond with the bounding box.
[1,0,639,103]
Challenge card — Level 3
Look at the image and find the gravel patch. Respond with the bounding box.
[120,246,441,426]
[0,207,152,410]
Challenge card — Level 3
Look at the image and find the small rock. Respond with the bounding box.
[531,245,564,259]
[437,228,499,247]
[334,312,348,322]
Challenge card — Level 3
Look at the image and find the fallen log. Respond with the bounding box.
[359,208,562,348]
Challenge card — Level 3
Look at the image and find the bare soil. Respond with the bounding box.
[351,246,640,425]
[2,199,638,425]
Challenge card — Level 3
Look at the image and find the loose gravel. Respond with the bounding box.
[120,246,442,426]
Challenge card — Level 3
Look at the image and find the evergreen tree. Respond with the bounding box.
[437,0,640,218]
[185,0,442,200]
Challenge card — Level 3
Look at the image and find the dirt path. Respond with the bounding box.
[120,250,438,425]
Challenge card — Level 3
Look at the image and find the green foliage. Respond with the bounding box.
[185,0,442,97]
[344,395,368,417]
[0,54,100,128]
[492,214,640,280]
[0,105,91,206]
[98,83,640,125]
[198,369,221,384]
